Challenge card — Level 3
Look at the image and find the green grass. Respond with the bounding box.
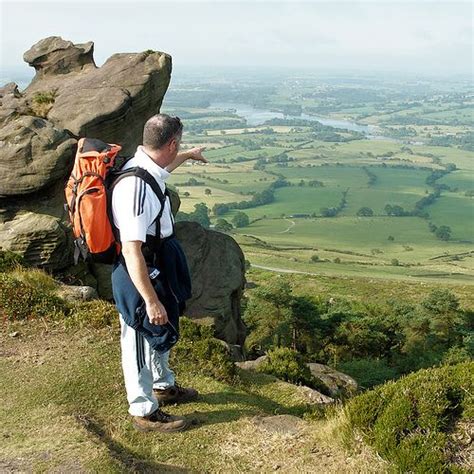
[438,169,474,193]
[427,194,474,241]
[0,320,385,472]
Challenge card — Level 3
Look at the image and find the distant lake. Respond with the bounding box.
[208,101,388,139]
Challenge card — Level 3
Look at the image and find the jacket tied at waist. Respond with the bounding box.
[112,235,192,353]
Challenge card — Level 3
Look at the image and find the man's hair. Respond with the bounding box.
[143,114,183,150]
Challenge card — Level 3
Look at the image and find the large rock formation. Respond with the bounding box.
[0,36,172,269]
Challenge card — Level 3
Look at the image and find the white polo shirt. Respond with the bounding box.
[112,146,175,243]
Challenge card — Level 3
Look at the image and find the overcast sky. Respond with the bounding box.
[1,0,472,79]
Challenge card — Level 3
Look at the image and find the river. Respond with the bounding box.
[208,101,394,141]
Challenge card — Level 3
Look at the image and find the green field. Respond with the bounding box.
[162,73,474,284]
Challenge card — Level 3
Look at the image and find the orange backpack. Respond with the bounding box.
[65,138,167,264]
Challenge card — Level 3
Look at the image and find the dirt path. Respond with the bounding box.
[277,218,296,234]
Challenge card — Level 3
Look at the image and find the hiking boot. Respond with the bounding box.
[154,383,199,405]
[132,408,189,433]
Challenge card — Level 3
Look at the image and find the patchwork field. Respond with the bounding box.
[163,75,473,283]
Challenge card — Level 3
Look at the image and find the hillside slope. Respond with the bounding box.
[0,321,386,473]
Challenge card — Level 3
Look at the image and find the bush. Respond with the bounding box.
[344,362,474,472]
[0,250,24,272]
[0,272,67,321]
[172,317,236,382]
[257,347,314,386]
[66,300,118,329]
[338,358,398,389]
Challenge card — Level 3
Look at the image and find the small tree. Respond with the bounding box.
[357,207,374,217]
[214,218,233,233]
[435,225,451,241]
[232,212,250,228]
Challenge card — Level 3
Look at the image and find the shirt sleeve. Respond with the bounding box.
[112,176,156,243]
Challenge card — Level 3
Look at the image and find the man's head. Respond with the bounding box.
[142,114,183,165]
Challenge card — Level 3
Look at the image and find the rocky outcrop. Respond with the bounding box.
[236,356,358,398]
[0,212,72,269]
[23,37,172,155]
[175,221,247,347]
[0,116,75,196]
[307,363,358,398]
[0,36,172,269]
[23,37,96,80]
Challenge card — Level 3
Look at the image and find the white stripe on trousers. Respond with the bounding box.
[119,314,176,416]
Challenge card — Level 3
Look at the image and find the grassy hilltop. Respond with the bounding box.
[1,256,473,472]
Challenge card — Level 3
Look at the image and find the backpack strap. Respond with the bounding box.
[108,167,169,265]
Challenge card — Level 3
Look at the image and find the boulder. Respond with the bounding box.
[57,285,98,303]
[235,355,267,370]
[307,363,358,398]
[0,115,76,196]
[236,356,357,399]
[0,36,172,271]
[175,221,247,347]
[23,36,96,80]
[296,385,334,405]
[0,212,72,270]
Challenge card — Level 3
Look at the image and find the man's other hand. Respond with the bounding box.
[146,300,169,325]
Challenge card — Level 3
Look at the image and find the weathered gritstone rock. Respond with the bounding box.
[308,363,358,398]
[57,285,98,302]
[235,355,267,370]
[23,37,172,156]
[297,385,334,404]
[236,356,356,399]
[175,221,247,347]
[23,36,96,80]
[0,83,30,125]
[0,115,76,196]
[0,212,72,269]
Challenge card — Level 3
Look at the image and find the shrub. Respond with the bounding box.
[257,347,314,386]
[9,267,58,293]
[172,317,236,382]
[0,250,24,272]
[338,358,398,389]
[0,272,67,321]
[30,90,57,117]
[66,300,118,329]
[344,362,474,472]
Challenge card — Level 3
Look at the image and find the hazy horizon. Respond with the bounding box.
[1,0,472,82]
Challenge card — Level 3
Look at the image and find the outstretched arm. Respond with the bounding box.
[165,147,208,173]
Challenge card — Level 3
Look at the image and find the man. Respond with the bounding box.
[111,114,207,432]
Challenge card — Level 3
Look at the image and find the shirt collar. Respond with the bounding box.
[133,146,170,182]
